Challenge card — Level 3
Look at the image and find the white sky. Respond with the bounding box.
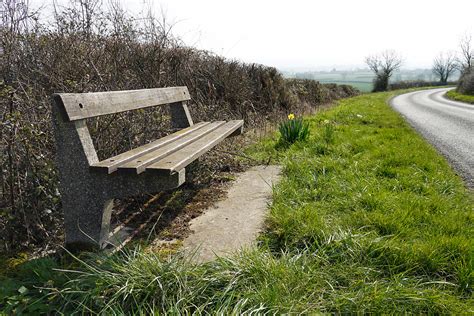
[31,0,474,70]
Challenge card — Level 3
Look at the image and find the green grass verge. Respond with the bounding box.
[1,90,473,314]
[446,90,474,104]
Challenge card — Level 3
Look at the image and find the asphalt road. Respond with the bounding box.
[390,88,474,188]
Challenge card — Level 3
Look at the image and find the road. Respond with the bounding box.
[390,88,474,188]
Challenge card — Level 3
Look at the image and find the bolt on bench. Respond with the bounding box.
[52,87,243,250]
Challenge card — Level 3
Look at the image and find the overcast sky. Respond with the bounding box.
[32,0,474,70]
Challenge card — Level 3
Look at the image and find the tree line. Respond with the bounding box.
[365,34,474,93]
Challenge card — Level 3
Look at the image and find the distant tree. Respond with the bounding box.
[432,52,457,84]
[365,50,403,92]
[458,33,473,72]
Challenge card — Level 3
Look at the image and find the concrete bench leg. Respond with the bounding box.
[62,192,113,250]
[52,104,114,251]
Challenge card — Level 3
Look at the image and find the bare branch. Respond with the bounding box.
[458,33,473,71]
[364,50,403,91]
[432,51,458,84]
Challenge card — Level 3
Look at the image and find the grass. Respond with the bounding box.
[1,90,473,314]
[446,89,474,104]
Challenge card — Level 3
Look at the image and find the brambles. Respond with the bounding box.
[278,114,310,146]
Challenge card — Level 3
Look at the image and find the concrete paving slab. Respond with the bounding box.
[183,165,282,262]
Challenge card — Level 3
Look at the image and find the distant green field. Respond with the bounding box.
[289,72,375,92]
[344,81,372,92]
[319,80,373,92]
[284,68,443,93]
[310,72,374,92]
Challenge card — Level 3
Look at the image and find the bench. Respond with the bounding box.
[52,87,243,250]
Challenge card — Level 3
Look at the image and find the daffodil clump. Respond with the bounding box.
[278,113,310,146]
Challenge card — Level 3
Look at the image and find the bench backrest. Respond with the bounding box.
[53,86,191,121]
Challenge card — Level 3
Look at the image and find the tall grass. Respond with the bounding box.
[3,245,471,314]
[257,90,474,297]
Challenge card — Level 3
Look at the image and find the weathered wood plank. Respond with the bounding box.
[119,121,226,174]
[55,87,191,121]
[146,120,244,174]
[91,122,209,174]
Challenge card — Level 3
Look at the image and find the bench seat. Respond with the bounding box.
[91,120,243,175]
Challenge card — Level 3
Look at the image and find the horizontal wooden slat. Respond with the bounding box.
[146,120,244,174]
[91,122,209,174]
[54,87,191,121]
[119,121,226,174]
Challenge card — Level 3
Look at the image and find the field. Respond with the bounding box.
[289,70,374,92]
[309,72,374,92]
[1,90,473,314]
[283,69,441,92]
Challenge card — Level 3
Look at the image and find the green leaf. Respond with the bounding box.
[18,286,28,295]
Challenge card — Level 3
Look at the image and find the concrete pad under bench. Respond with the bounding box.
[183,165,282,262]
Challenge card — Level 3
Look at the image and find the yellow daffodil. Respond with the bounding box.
[288,113,295,120]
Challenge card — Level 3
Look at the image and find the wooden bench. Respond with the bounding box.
[52,87,243,250]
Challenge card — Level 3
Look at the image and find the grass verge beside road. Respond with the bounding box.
[1,90,473,314]
[446,90,474,104]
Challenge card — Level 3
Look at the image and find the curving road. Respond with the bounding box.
[390,88,474,188]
